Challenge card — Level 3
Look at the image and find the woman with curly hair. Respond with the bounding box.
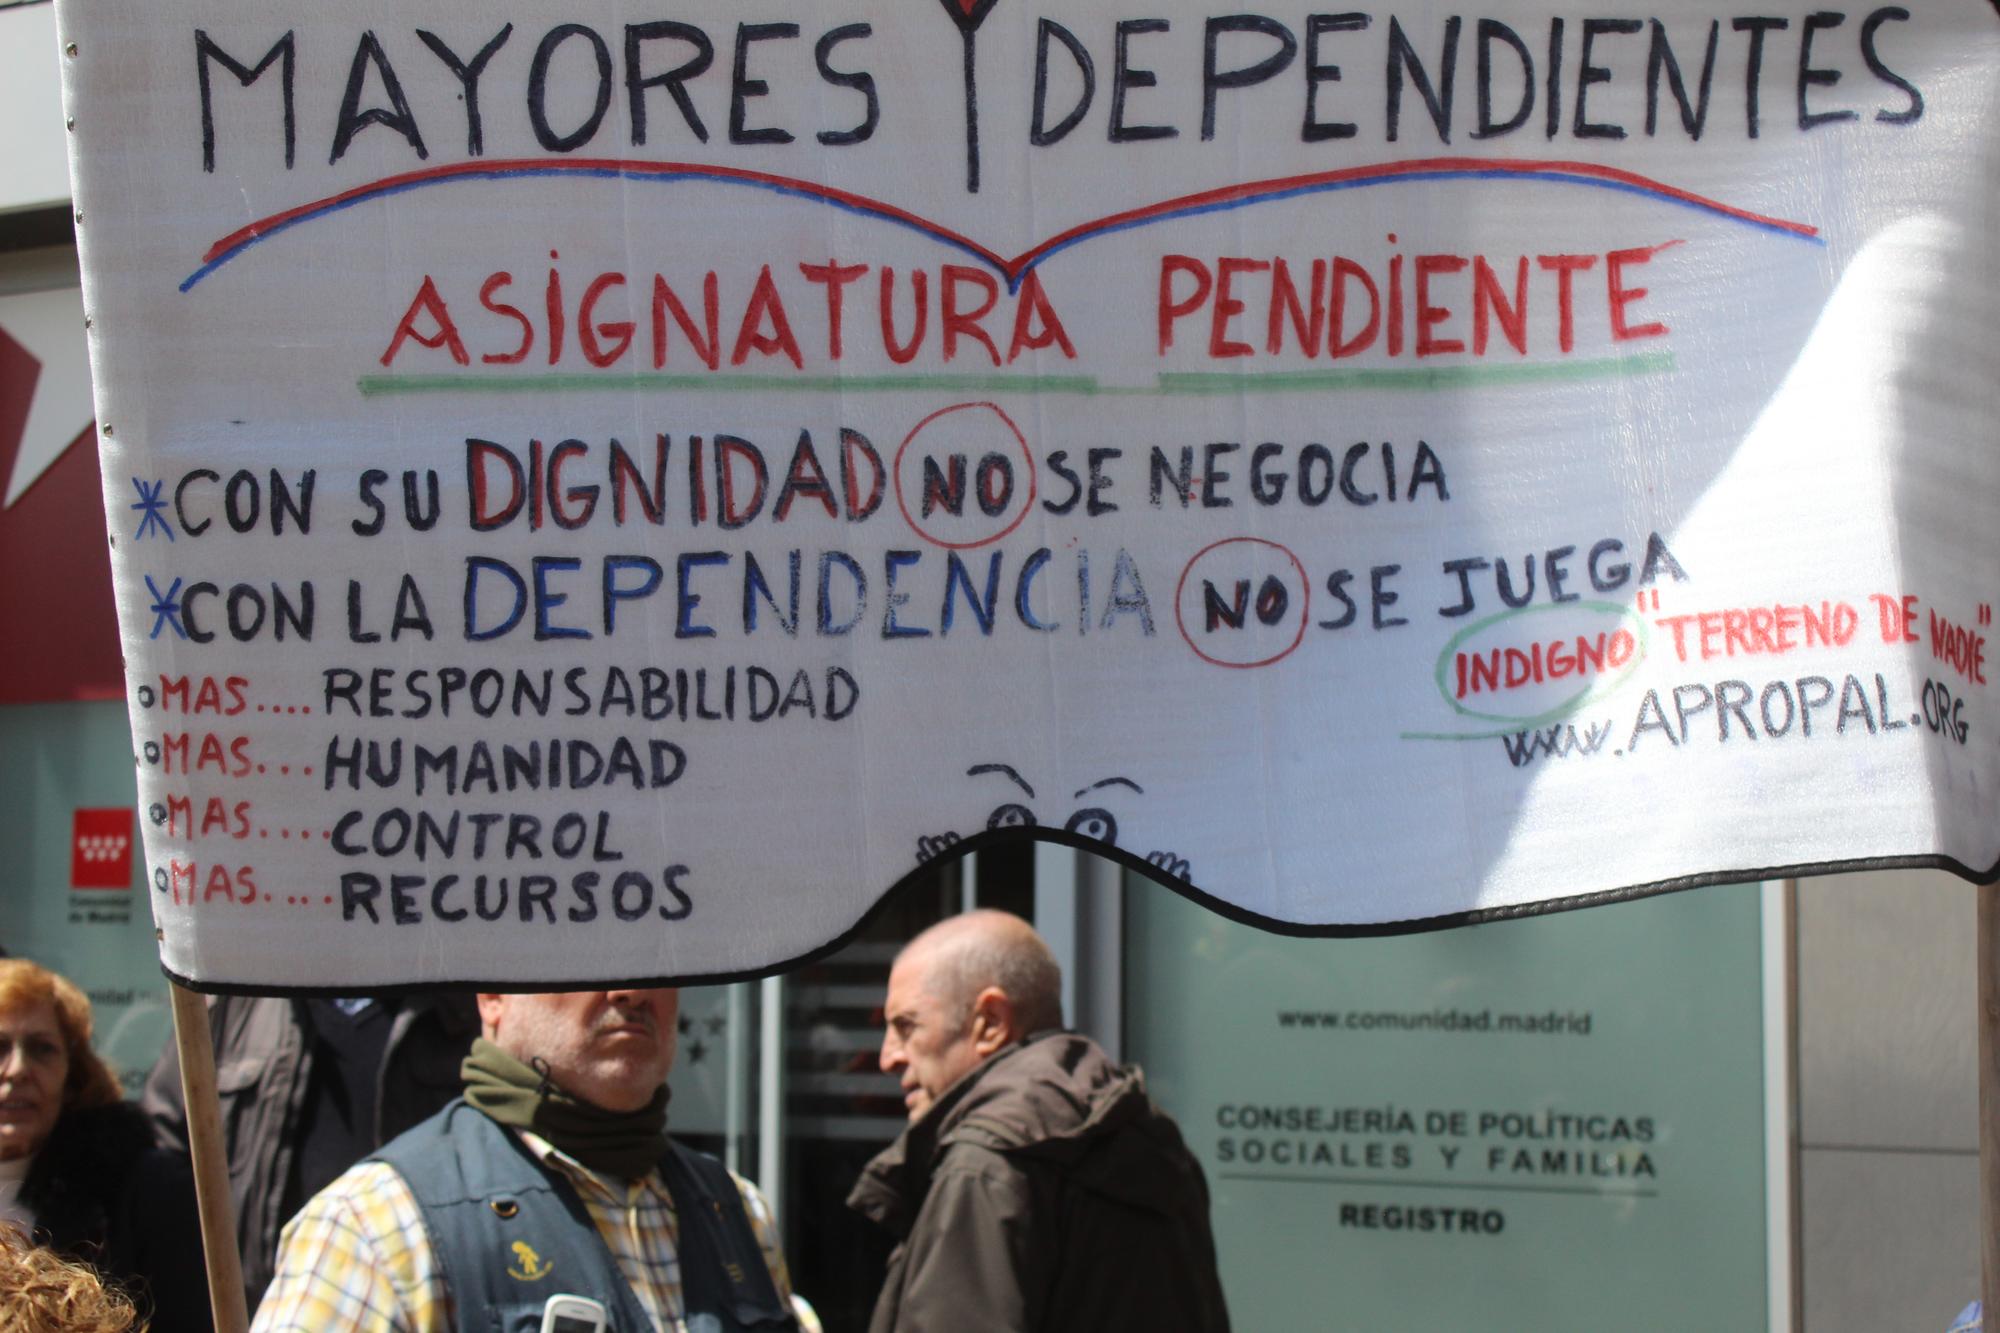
[0,960,210,1330]
[0,1223,142,1331]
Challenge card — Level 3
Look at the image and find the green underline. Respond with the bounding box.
[356,372,1103,396]
[356,354,1675,399]
[1154,352,1676,393]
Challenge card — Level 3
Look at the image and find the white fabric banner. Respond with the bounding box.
[55,0,2000,988]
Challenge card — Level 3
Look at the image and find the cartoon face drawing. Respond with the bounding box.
[915,763,1191,882]
[969,762,1139,844]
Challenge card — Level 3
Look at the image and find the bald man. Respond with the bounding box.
[848,911,1229,1332]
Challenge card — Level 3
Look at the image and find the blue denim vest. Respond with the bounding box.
[374,1100,798,1333]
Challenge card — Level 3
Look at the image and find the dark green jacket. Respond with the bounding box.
[848,1032,1230,1333]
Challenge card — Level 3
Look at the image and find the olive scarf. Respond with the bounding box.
[460,1038,669,1179]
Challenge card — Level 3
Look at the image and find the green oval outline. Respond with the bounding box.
[1431,600,1650,726]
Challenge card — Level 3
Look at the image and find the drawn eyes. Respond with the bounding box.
[1063,808,1117,844]
[983,803,1117,845]
[969,764,1133,849]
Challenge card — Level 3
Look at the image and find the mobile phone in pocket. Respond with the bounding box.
[540,1294,609,1333]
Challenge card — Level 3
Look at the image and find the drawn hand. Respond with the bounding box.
[1145,850,1191,881]
[916,832,962,863]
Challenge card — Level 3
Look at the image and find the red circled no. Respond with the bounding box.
[892,401,1038,550]
[1174,537,1311,669]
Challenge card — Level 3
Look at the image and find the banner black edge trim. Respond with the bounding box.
[158,832,2000,997]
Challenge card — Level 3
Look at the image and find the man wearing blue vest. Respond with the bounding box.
[253,987,809,1333]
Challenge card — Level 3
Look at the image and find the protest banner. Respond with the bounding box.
[51,1,2000,994]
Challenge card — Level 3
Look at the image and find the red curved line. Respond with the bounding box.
[1009,156,1818,276]
[202,154,1818,277]
[201,157,1012,270]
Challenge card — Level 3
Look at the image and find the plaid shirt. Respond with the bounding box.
[251,1130,816,1333]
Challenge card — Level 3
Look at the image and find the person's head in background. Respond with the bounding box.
[0,1223,140,1331]
[878,910,1063,1122]
[0,962,123,1161]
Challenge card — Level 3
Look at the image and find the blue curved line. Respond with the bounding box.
[181,165,1004,292]
[1022,169,1823,282]
[181,162,1822,295]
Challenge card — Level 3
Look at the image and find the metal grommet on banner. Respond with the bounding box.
[490,1199,520,1219]
[64,41,77,57]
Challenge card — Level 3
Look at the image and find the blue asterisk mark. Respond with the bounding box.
[146,576,186,640]
[130,478,174,541]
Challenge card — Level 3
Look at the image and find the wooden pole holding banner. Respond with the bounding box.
[1980,883,1999,1326]
[166,980,251,1333]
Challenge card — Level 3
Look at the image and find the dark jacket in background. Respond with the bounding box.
[142,992,477,1309]
[26,1100,213,1332]
[848,1031,1231,1333]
